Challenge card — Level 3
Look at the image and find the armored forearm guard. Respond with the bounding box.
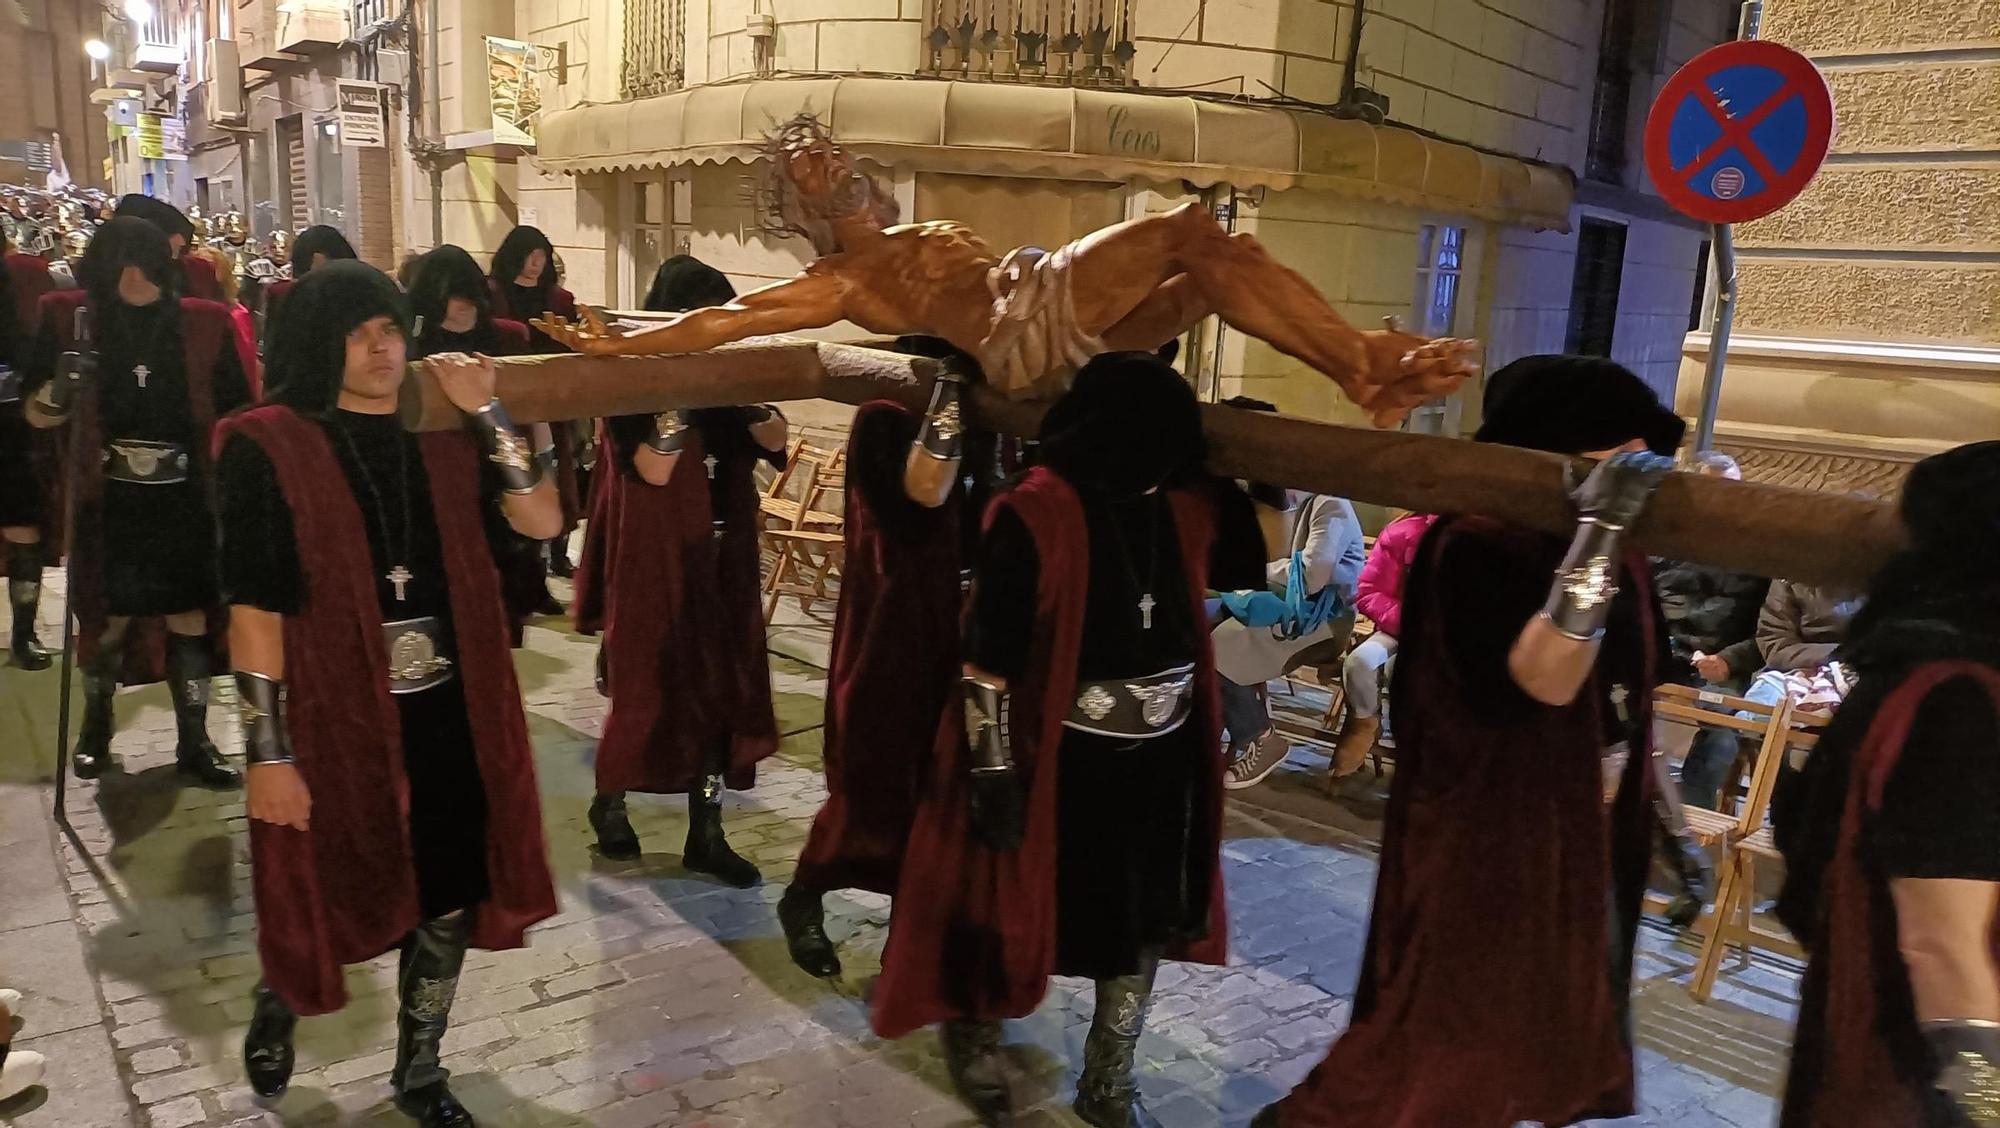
[235,671,292,765]
[645,410,691,456]
[468,398,545,495]
[1539,519,1623,642]
[915,374,967,462]
[962,673,1013,774]
[1927,1020,2000,1125]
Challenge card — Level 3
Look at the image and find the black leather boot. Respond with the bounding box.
[588,792,641,860]
[391,914,476,1128]
[167,633,240,789]
[7,543,50,671]
[1073,955,1162,1128]
[683,773,760,888]
[242,983,298,1100]
[777,883,841,978]
[941,1018,1013,1127]
[72,628,123,780]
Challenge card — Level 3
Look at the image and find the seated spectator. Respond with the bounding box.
[1652,451,1772,808]
[1743,578,1867,720]
[1212,398,1367,789]
[1329,510,1435,794]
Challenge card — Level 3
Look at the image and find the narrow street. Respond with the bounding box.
[1,594,1801,1128]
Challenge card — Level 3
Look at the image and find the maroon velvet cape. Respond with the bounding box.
[792,402,963,898]
[217,405,557,1016]
[1781,661,2000,1128]
[3,254,60,576]
[42,292,234,681]
[870,467,1229,1039]
[1273,516,1660,1128]
[572,424,777,795]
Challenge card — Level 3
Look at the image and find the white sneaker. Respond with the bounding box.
[0,1048,47,1102]
[0,989,20,1014]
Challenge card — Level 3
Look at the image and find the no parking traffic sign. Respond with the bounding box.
[1643,40,1835,224]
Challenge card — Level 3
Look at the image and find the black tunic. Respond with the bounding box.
[56,300,251,615]
[967,479,1262,979]
[216,410,496,919]
[0,289,40,529]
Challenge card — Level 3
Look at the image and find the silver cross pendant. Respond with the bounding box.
[133,364,150,388]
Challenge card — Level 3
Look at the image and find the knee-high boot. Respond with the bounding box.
[7,543,50,671]
[72,625,126,780]
[391,913,475,1128]
[941,1018,1013,1126]
[683,755,760,888]
[242,982,298,1099]
[166,632,240,788]
[1074,953,1163,1128]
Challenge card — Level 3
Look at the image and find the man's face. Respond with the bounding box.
[342,315,409,401]
[167,233,186,257]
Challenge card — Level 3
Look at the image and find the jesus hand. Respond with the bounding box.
[532,307,631,355]
[1353,322,1481,427]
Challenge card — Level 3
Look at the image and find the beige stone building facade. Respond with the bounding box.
[406,0,1739,437]
[1674,0,2000,493]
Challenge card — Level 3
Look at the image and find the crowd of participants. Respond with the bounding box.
[0,197,1992,1128]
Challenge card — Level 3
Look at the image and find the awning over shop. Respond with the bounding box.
[533,77,1575,232]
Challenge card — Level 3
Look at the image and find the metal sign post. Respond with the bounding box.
[1643,1,1834,452]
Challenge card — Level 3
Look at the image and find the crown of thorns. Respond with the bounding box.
[745,113,898,249]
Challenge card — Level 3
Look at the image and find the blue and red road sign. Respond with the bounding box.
[1643,39,1835,225]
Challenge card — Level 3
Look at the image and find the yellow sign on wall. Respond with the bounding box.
[135,114,165,160]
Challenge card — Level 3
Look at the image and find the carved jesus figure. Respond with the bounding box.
[535,115,1479,426]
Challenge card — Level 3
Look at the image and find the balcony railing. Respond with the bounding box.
[918,0,1137,85]
[622,0,688,98]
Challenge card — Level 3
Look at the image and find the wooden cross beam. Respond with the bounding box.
[398,340,1905,586]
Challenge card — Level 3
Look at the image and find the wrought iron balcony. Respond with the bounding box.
[918,0,1138,85]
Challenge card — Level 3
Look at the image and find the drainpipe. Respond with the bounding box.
[427,0,443,246]
[1339,0,1366,105]
[1691,0,1762,453]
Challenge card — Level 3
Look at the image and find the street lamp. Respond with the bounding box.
[84,39,112,61]
[123,0,153,23]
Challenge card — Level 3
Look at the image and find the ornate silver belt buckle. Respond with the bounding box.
[102,440,191,485]
[382,617,455,694]
[1065,664,1196,740]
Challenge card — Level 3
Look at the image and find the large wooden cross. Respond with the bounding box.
[398,340,1902,586]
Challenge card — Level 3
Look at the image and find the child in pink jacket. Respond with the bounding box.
[1333,512,1436,788]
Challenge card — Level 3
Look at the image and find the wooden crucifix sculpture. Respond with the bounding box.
[531,114,1479,427]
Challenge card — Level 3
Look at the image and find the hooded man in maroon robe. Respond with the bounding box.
[871,352,1264,1128]
[777,338,989,979]
[216,261,562,1128]
[111,195,225,302]
[571,256,784,887]
[25,217,251,788]
[2,234,58,669]
[1252,354,1684,1128]
[1773,440,2000,1128]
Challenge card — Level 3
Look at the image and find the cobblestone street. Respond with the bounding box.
[1,602,1803,1128]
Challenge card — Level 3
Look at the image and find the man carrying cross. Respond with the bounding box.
[570,256,788,883]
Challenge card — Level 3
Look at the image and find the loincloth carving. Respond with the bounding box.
[976,243,1107,400]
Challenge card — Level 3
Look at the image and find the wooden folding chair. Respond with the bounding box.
[1679,692,1829,1001]
[758,438,845,532]
[762,455,846,622]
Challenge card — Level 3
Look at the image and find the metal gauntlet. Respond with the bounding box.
[645,410,691,456]
[1540,519,1623,642]
[1926,1020,2000,1125]
[33,350,93,419]
[963,673,1013,773]
[468,398,545,495]
[915,375,967,462]
[235,671,293,765]
[905,375,967,509]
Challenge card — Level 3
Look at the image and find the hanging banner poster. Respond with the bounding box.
[338,80,387,148]
[159,115,188,160]
[485,35,541,145]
